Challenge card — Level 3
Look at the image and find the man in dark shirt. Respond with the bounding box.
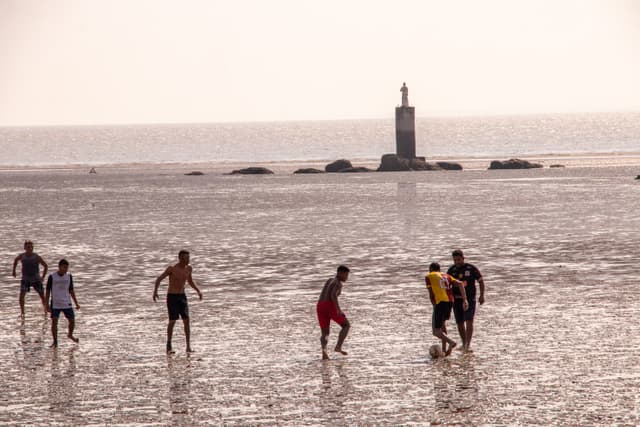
[447,249,485,352]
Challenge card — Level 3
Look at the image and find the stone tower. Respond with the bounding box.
[396,82,416,159]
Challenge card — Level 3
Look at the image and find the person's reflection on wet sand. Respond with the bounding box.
[318,360,353,423]
[48,348,78,418]
[432,357,478,419]
[167,355,194,422]
[18,319,47,367]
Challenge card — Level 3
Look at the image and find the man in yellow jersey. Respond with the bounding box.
[425,262,468,356]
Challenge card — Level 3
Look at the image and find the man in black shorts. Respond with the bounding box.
[447,249,485,353]
[153,250,203,354]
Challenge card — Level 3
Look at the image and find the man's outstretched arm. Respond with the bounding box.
[153,267,172,301]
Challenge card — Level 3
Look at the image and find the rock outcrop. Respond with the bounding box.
[436,161,463,171]
[293,168,325,174]
[488,159,543,170]
[550,164,565,168]
[184,171,205,176]
[229,167,274,175]
[378,154,411,171]
[338,167,373,173]
[325,159,353,172]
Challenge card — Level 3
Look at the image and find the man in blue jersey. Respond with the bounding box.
[447,249,485,353]
[12,240,48,318]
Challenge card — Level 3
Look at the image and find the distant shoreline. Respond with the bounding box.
[1,152,640,174]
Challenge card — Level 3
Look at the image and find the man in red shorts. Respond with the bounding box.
[317,265,350,360]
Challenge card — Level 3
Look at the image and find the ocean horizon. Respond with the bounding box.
[2,112,639,168]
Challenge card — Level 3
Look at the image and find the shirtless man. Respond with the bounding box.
[12,240,48,318]
[153,250,202,354]
[317,265,351,360]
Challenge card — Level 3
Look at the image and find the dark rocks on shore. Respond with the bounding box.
[378,154,411,171]
[338,166,374,173]
[325,159,353,172]
[635,175,640,180]
[436,161,463,171]
[229,167,274,175]
[488,158,543,170]
[377,154,459,172]
[184,171,205,176]
[550,164,566,168]
[293,168,325,174]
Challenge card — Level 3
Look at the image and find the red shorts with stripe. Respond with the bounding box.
[316,300,346,329]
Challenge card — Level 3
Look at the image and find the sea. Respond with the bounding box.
[1,112,640,425]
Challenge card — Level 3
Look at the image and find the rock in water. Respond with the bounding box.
[377,154,411,172]
[293,168,325,174]
[230,167,274,175]
[338,167,373,173]
[489,159,543,170]
[325,159,353,172]
[436,161,463,170]
[184,171,204,176]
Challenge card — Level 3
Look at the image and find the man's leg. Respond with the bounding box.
[19,290,26,318]
[37,291,47,315]
[456,322,467,349]
[67,316,79,343]
[183,318,193,352]
[51,317,59,348]
[167,320,176,353]
[464,320,474,351]
[320,327,330,360]
[432,327,456,356]
[334,319,350,355]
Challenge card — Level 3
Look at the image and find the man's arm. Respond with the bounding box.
[186,267,202,300]
[478,277,485,305]
[38,256,48,282]
[330,282,342,314]
[452,278,469,310]
[44,275,52,312]
[69,275,80,309]
[12,255,21,277]
[425,277,436,305]
[153,267,172,302]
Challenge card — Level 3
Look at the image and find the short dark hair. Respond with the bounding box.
[429,262,440,272]
[24,240,33,246]
[452,249,464,258]
[58,259,69,267]
[337,265,350,274]
[178,250,190,257]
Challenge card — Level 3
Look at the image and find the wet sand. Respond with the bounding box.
[1,163,640,425]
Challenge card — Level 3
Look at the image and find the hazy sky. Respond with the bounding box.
[1,0,640,126]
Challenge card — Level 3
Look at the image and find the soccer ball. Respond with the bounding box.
[429,344,443,359]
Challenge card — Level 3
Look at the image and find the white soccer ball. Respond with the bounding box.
[429,344,444,359]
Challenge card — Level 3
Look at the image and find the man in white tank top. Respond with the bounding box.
[45,259,80,348]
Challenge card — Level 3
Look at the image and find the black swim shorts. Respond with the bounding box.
[166,293,189,320]
[432,301,452,329]
[453,298,476,323]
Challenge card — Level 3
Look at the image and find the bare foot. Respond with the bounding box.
[322,350,329,360]
[50,341,58,349]
[186,347,194,353]
[445,341,457,356]
[68,334,79,343]
[166,342,175,354]
[334,348,348,356]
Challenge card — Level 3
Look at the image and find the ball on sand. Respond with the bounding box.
[429,344,444,359]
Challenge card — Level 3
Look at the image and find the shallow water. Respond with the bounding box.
[1,165,640,425]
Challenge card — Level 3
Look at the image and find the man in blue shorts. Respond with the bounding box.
[45,259,80,348]
[447,249,485,352]
[12,240,48,318]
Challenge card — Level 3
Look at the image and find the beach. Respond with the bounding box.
[1,160,640,425]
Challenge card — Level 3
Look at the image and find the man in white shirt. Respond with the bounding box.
[45,259,80,348]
